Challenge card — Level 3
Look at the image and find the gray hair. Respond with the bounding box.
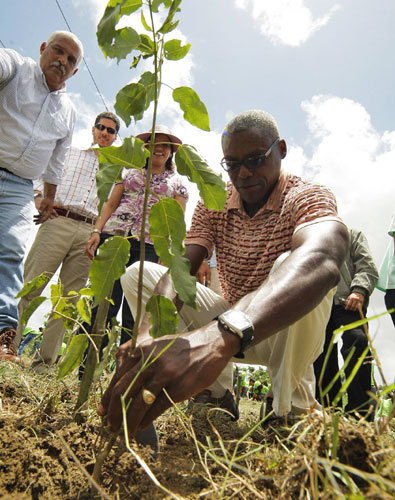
[46,31,84,66]
[222,110,280,148]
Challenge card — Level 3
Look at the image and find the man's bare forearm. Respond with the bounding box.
[43,182,57,201]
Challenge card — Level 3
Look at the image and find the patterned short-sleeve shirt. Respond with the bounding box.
[103,167,189,244]
[185,171,342,304]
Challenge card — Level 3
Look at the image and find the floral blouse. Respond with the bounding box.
[103,167,189,244]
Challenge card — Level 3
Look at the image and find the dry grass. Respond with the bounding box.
[0,360,394,499]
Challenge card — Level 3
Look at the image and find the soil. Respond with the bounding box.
[0,362,394,500]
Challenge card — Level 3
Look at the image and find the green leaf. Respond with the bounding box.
[146,295,178,338]
[149,199,197,309]
[50,283,64,308]
[120,0,143,15]
[149,198,186,267]
[152,0,172,12]
[137,34,155,55]
[77,297,92,325]
[130,54,141,68]
[173,87,210,131]
[169,253,197,309]
[97,137,149,168]
[90,236,130,305]
[79,287,94,297]
[140,9,152,31]
[20,296,47,327]
[139,71,158,110]
[95,162,123,214]
[159,20,179,35]
[102,27,140,62]
[54,299,78,330]
[97,4,121,49]
[175,145,227,210]
[97,0,142,55]
[15,273,50,298]
[57,334,89,379]
[164,39,191,60]
[96,137,148,212]
[158,0,182,34]
[114,83,147,126]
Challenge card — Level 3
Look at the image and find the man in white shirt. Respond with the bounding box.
[13,112,120,372]
[0,31,83,363]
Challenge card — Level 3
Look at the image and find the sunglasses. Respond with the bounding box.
[95,123,117,135]
[220,138,279,173]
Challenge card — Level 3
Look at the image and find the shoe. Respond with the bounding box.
[0,327,24,366]
[189,389,239,421]
[259,397,295,427]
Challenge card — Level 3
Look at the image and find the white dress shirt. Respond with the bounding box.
[0,48,75,185]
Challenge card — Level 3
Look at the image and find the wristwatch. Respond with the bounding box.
[217,310,254,359]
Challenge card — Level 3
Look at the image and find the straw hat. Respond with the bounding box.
[136,125,182,153]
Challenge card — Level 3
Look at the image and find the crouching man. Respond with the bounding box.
[98,109,348,434]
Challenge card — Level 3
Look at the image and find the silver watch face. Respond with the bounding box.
[220,310,253,333]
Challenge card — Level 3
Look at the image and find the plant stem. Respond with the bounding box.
[74,290,112,421]
[131,0,161,352]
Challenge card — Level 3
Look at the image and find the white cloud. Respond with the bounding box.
[289,94,395,382]
[71,0,108,23]
[235,0,340,47]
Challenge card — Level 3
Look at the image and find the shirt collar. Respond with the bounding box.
[227,169,289,215]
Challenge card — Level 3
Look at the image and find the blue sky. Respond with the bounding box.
[3,0,395,384]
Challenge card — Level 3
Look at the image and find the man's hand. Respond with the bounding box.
[344,291,365,311]
[98,323,239,435]
[33,198,58,224]
[196,261,211,286]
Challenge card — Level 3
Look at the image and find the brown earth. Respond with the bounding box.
[1,361,394,500]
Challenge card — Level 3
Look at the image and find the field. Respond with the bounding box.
[0,361,394,500]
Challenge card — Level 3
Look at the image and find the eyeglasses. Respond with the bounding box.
[220,138,279,173]
[95,123,117,135]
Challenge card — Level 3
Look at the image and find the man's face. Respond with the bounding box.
[222,127,286,213]
[39,35,80,91]
[92,118,118,147]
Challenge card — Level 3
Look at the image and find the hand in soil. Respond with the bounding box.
[98,322,237,434]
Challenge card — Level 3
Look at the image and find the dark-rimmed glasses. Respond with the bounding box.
[220,138,279,173]
[95,123,117,135]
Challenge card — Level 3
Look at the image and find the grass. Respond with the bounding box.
[0,359,394,499]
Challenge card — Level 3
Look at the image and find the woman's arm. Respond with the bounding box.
[86,183,124,259]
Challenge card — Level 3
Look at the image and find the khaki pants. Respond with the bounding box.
[16,217,93,368]
[121,261,334,416]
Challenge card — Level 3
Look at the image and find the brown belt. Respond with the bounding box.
[55,207,95,225]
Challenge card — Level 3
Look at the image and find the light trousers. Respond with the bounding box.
[16,216,93,367]
[121,261,334,416]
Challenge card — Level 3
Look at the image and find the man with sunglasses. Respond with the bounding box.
[12,112,120,372]
[98,109,348,434]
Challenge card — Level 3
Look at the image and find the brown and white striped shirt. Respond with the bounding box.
[185,171,342,305]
